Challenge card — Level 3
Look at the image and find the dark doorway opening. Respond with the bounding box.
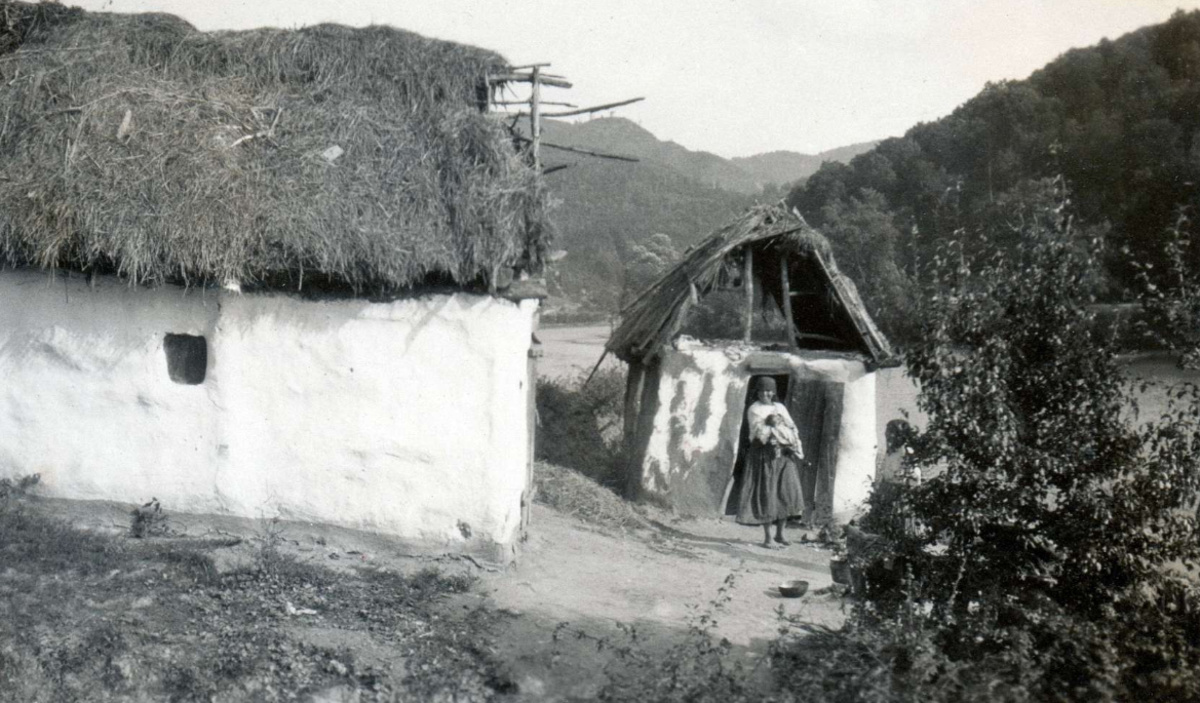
[723,374,789,516]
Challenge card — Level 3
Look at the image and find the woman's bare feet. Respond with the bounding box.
[774,535,791,547]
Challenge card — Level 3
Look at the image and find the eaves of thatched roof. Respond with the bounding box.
[607,203,895,367]
[0,1,550,295]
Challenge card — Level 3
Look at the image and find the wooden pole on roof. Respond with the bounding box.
[780,255,798,349]
[541,96,645,117]
[743,246,754,343]
[530,66,542,170]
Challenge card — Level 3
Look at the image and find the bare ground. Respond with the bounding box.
[3,497,846,702]
[475,505,846,700]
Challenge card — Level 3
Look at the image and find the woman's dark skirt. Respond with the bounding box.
[735,443,806,525]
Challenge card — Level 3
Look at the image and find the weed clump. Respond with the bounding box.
[534,461,647,532]
[0,472,39,499]
[535,364,627,490]
[129,497,169,538]
[555,572,758,703]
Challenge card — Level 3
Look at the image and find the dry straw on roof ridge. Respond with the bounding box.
[607,202,894,364]
[0,1,551,293]
[607,204,814,360]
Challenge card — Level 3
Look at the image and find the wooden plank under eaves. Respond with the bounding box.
[810,251,892,362]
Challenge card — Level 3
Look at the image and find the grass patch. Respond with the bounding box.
[0,497,513,702]
[534,461,647,532]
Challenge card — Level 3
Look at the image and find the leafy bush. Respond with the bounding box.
[845,178,1200,700]
[1136,206,1200,363]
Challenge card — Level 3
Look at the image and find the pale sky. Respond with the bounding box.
[72,0,1200,158]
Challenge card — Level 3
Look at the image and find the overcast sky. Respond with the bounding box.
[72,0,1200,158]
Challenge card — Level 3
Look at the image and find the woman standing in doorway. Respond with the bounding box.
[736,377,806,548]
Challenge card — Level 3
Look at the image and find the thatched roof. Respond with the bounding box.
[607,203,895,366]
[0,1,550,294]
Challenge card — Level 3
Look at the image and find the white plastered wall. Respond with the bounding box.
[637,346,877,521]
[0,269,536,560]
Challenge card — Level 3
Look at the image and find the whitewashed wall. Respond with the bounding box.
[633,344,877,522]
[0,269,537,562]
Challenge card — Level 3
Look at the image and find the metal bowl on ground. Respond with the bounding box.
[778,580,809,598]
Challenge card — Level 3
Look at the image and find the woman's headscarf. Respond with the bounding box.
[755,377,777,397]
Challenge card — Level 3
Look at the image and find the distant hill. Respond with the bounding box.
[528,117,876,319]
[538,117,877,194]
[538,145,753,318]
[539,117,761,193]
[732,141,878,188]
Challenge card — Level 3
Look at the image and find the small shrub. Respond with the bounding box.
[0,472,40,500]
[1136,206,1200,362]
[129,498,169,538]
[536,365,627,489]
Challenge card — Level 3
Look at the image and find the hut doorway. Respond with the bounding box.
[723,374,845,526]
[723,374,789,517]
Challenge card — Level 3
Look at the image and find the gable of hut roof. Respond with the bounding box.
[606,203,895,366]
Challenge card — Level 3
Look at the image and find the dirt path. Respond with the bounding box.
[470,505,846,700]
[491,506,841,644]
[22,498,845,701]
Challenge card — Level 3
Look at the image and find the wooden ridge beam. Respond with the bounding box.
[541,97,645,118]
[488,73,572,89]
[493,100,577,107]
[513,136,639,162]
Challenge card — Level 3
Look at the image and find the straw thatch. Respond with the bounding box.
[607,203,895,365]
[0,1,550,293]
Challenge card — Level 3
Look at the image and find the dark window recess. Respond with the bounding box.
[164,334,207,385]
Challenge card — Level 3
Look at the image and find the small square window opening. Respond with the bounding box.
[164,333,207,385]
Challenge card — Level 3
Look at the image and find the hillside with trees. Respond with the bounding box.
[786,9,1200,342]
[732,141,878,190]
[535,117,875,319]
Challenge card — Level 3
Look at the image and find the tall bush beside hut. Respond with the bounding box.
[831,179,1200,700]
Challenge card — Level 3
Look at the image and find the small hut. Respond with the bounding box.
[0,3,551,562]
[607,204,896,524]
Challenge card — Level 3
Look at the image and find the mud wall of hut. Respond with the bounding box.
[626,345,877,522]
[0,269,537,562]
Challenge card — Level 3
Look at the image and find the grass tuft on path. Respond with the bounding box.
[534,461,648,532]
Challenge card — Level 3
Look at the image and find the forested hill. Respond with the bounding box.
[534,117,875,318]
[732,142,878,189]
[539,117,875,194]
[787,9,1200,339]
